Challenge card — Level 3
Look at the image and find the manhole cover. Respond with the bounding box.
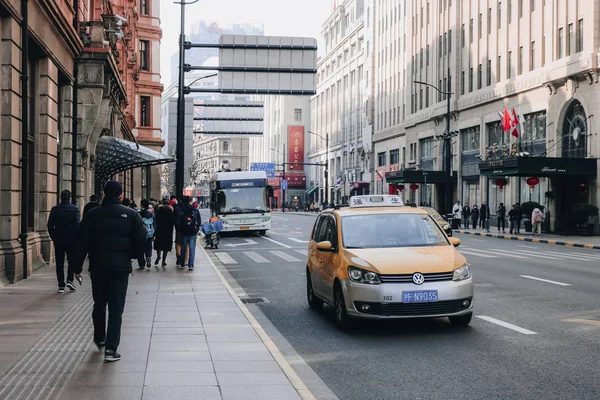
[240,297,270,304]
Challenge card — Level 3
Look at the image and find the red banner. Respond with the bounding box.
[287,126,305,171]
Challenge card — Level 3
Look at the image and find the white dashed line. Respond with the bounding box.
[520,275,571,286]
[476,316,537,335]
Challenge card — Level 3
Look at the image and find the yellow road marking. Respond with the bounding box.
[565,319,600,326]
[584,244,594,249]
[532,238,540,243]
[547,240,556,245]
[518,237,524,241]
[504,235,511,239]
[566,242,574,247]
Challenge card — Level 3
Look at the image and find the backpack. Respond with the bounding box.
[179,208,199,236]
[143,216,155,238]
[535,213,543,222]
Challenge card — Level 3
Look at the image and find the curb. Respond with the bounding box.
[454,230,600,250]
[200,246,317,400]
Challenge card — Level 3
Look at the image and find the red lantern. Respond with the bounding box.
[410,184,419,192]
[495,178,508,191]
[526,176,540,192]
[397,184,405,192]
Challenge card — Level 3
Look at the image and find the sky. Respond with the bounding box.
[159,0,333,87]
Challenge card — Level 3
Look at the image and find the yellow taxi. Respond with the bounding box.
[306,195,473,331]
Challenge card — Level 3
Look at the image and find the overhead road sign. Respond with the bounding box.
[193,100,264,136]
[250,162,276,178]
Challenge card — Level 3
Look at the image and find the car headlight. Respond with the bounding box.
[453,263,471,282]
[348,266,381,285]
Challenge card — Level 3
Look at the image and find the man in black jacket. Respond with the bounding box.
[82,194,100,218]
[47,190,80,293]
[82,181,147,362]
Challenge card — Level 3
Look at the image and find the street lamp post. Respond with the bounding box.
[414,67,454,214]
[308,131,329,205]
[270,147,287,212]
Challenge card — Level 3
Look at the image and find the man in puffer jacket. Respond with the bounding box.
[82,181,147,363]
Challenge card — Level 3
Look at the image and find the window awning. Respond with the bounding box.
[305,186,318,195]
[478,156,598,177]
[94,135,175,189]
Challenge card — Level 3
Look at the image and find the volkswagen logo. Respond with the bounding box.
[412,273,425,285]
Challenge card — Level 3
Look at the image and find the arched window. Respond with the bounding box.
[222,141,229,152]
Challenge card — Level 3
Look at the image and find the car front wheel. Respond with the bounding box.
[306,271,323,310]
[334,283,353,331]
[448,312,473,327]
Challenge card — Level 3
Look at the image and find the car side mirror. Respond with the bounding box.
[449,237,461,247]
[316,241,333,252]
[443,224,451,231]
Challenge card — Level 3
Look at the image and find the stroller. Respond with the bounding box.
[201,217,223,249]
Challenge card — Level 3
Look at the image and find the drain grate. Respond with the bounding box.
[240,297,270,304]
[0,292,94,400]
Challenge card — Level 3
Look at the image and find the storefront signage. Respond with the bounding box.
[287,126,305,171]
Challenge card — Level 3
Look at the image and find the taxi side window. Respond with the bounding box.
[316,217,330,243]
[322,217,338,250]
[312,216,326,242]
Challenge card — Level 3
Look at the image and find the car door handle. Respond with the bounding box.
[318,258,323,262]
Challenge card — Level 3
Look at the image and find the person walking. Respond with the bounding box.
[170,195,184,267]
[471,205,480,229]
[83,194,100,218]
[452,201,462,228]
[531,207,544,238]
[515,202,522,234]
[82,180,146,362]
[462,203,471,229]
[154,199,174,267]
[138,199,155,269]
[480,201,490,232]
[497,202,507,233]
[47,190,80,293]
[508,204,520,234]
[175,196,201,271]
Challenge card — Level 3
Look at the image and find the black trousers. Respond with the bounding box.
[54,241,75,288]
[91,270,130,352]
[498,217,506,231]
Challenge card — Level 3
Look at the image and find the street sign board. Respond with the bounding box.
[218,35,317,94]
[250,162,276,178]
[194,100,264,136]
[281,179,288,190]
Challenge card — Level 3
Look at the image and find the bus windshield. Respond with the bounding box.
[220,187,267,215]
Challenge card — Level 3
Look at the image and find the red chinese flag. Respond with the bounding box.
[502,107,512,133]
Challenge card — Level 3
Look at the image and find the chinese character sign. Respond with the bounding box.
[287,126,305,171]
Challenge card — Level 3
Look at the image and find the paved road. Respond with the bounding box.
[206,212,600,400]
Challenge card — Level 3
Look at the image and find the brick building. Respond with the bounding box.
[0,0,168,284]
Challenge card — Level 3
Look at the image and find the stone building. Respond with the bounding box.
[370,0,600,233]
[0,0,168,284]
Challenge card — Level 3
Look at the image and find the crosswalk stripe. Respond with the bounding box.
[269,250,302,262]
[214,252,237,264]
[289,238,309,243]
[462,247,527,259]
[490,248,556,260]
[295,250,307,256]
[534,250,600,261]
[458,249,497,258]
[244,251,270,263]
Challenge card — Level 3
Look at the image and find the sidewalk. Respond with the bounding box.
[454,228,600,249]
[0,246,314,400]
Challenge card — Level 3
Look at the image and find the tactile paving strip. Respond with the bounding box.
[0,292,93,400]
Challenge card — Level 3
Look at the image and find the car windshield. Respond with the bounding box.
[220,187,267,214]
[341,213,449,249]
[424,208,445,222]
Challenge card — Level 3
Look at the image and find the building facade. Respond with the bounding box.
[369,0,599,233]
[0,0,166,285]
[249,95,311,208]
[309,0,372,205]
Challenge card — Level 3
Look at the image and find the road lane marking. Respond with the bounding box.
[476,316,537,335]
[269,250,301,262]
[458,249,497,258]
[289,238,309,243]
[565,319,600,326]
[295,250,308,256]
[532,250,600,261]
[520,275,571,286]
[491,248,556,259]
[258,235,292,248]
[244,251,270,263]
[462,247,527,259]
[214,252,237,265]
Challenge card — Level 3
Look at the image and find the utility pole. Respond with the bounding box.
[325,133,329,205]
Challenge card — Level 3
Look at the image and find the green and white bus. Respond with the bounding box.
[209,170,273,234]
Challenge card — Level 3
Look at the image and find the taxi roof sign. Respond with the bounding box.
[349,195,404,208]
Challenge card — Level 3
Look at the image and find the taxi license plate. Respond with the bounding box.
[402,290,438,303]
[240,226,250,230]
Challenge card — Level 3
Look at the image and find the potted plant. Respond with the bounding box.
[520,201,545,232]
[571,203,599,236]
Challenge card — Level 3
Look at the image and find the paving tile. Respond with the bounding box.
[152,327,204,335]
[153,315,201,322]
[213,360,281,373]
[121,327,153,336]
[150,342,208,352]
[151,334,206,343]
[205,333,262,344]
[220,385,301,400]
[208,343,266,352]
[142,386,222,400]
[144,372,217,386]
[60,385,143,400]
[146,361,214,373]
[76,361,148,373]
[193,296,236,303]
[203,327,257,336]
[209,349,274,361]
[153,321,203,328]
[71,372,145,386]
[148,351,212,362]
[216,371,290,386]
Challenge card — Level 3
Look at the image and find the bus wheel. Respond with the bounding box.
[259,230,266,236]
